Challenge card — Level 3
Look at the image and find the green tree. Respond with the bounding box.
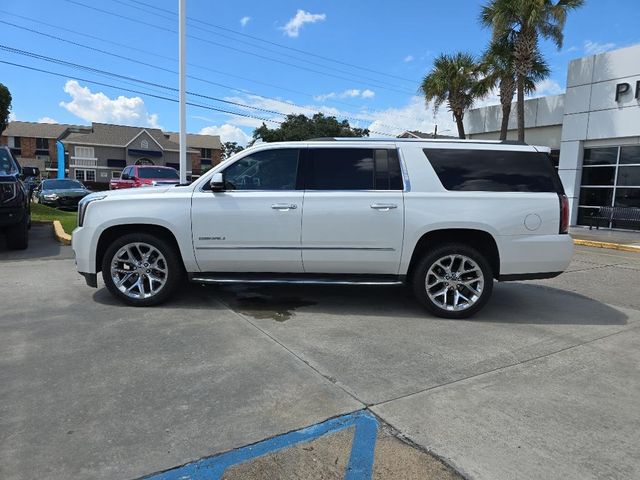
[479,34,550,140]
[480,0,584,141]
[221,141,245,160]
[0,83,12,135]
[253,113,369,142]
[420,52,484,139]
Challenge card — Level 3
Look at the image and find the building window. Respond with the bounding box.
[75,169,96,182]
[8,136,21,156]
[36,138,49,151]
[578,146,640,230]
[112,171,121,179]
[74,146,95,158]
[201,148,212,159]
[141,139,149,149]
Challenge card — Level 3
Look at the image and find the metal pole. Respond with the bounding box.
[178,0,187,184]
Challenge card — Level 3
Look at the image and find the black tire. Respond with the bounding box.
[101,232,183,306]
[412,243,493,319]
[5,214,29,250]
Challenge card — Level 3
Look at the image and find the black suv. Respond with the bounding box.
[0,146,36,250]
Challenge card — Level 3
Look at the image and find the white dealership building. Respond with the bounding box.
[465,43,640,230]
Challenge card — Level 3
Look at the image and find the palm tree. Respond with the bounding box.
[420,52,483,139]
[479,34,550,140]
[480,0,584,141]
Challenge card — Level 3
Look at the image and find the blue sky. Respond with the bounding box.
[2,0,639,144]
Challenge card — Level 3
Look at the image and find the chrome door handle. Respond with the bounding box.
[370,203,398,211]
[271,203,297,210]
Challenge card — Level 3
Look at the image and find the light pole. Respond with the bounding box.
[178,0,187,183]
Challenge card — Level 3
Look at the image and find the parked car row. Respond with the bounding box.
[32,179,92,209]
[109,166,180,190]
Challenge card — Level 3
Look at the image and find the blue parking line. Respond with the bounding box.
[143,410,378,480]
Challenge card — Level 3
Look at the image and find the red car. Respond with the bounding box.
[110,165,180,190]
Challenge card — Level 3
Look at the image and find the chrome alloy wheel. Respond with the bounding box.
[425,254,484,312]
[110,242,168,300]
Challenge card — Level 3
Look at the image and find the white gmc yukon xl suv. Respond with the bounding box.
[73,139,573,318]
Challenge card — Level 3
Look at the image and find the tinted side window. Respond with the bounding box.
[308,148,402,190]
[223,148,299,190]
[423,148,563,193]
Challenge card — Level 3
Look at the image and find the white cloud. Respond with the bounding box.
[584,40,616,55]
[199,124,251,146]
[59,80,160,128]
[281,10,326,38]
[404,55,414,63]
[364,96,458,137]
[313,89,375,101]
[342,89,361,98]
[8,112,17,122]
[240,16,251,27]
[37,117,58,124]
[530,79,564,97]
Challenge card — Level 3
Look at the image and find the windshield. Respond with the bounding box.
[43,179,85,190]
[0,149,19,176]
[138,167,179,179]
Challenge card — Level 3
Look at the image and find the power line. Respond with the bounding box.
[124,0,417,84]
[0,59,283,125]
[0,19,407,132]
[0,45,395,135]
[62,0,415,96]
[0,10,401,114]
[110,0,413,90]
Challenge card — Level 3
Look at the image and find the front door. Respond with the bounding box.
[191,148,304,272]
[301,147,405,274]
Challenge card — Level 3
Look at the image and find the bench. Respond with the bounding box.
[589,206,640,230]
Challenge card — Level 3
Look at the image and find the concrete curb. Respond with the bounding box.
[573,238,640,253]
[53,220,72,245]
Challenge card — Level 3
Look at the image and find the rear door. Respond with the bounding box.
[301,147,405,274]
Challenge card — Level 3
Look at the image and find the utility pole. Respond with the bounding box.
[178,0,187,183]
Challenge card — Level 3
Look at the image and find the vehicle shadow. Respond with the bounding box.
[0,223,72,261]
[92,278,628,327]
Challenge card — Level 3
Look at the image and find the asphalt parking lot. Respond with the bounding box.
[1,225,639,479]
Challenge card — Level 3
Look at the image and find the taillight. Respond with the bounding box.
[558,193,569,234]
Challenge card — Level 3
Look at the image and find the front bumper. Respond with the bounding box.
[72,225,97,277]
[0,207,26,227]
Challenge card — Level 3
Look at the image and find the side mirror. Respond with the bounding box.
[210,172,225,192]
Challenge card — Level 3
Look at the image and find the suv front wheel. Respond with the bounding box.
[102,233,182,306]
[412,243,493,319]
[6,212,29,250]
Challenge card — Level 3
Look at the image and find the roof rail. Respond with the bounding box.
[306,137,529,145]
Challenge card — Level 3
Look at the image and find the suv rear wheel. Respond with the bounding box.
[5,213,29,250]
[412,243,493,319]
[101,233,182,306]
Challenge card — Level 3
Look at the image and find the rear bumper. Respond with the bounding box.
[498,234,573,277]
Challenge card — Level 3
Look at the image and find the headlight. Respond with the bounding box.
[0,183,16,203]
[43,193,59,200]
[77,194,107,227]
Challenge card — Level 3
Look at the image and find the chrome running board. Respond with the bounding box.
[190,273,404,286]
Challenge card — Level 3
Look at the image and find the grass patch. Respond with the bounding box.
[31,203,78,235]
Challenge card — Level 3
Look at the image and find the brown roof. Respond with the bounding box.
[2,121,84,139]
[63,123,181,150]
[167,132,221,150]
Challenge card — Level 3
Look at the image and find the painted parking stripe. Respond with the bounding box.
[143,410,378,480]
